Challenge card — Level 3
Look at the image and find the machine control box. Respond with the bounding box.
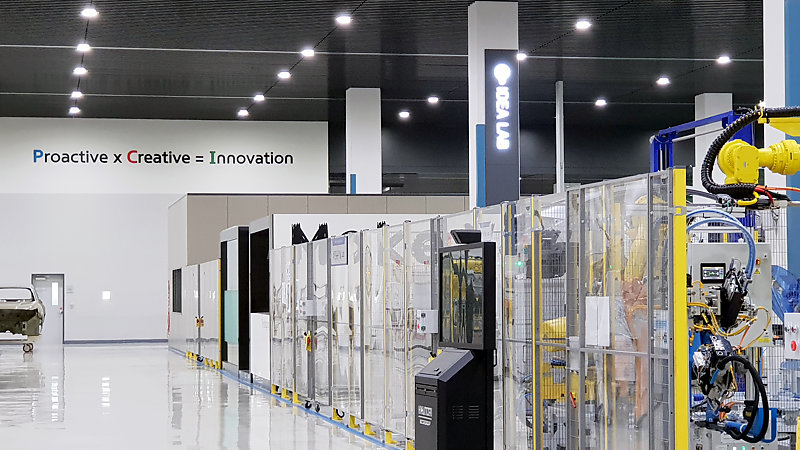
[415,309,439,334]
[687,242,773,346]
[785,313,800,360]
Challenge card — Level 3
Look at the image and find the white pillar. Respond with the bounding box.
[555,81,565,193]
[763,0,787,187]
[694,93,732,189]
[468,1,518,208]
[345,88,382,194]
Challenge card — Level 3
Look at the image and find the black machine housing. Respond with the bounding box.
[415,241,496,450]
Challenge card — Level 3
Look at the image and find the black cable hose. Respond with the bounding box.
[717,354,769,443]
[702,106,800,198]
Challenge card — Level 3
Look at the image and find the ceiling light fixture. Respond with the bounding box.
[656,76,670,86]
[237,108,250,118]
[253,93,265,102]
[81,6,98,18]
[716,55,732,65]
[301,48,315,57]
[336,15,352,25]
[516,52,528,61]
[71,90,83,99]
[278,71,291,80]
[595,98,607,107]
[68,106,81,115]
[427,96,440,104]
[76,43,91,52]
[73,66,88,76]
[398,111,410,119]
[575,20,592,30]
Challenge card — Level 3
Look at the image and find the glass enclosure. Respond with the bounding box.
[311,240,331,406]
[362,228,385,429]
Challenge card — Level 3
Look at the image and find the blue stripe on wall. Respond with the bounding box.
[349,173,357,194]
[786,0,800,275]
[476,124,486,207]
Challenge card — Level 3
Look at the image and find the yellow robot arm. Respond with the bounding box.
[717,139,800,185]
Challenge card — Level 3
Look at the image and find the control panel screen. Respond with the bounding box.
[440,247,485,349]
[700,263,726,283]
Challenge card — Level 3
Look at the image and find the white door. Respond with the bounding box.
[31,274,64,346]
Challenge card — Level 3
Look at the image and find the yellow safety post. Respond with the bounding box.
[271,384,279,395]
[406,439,415,450]
[292,391,301,405]
[348,415,360,430]
[672,168,689,448]
[281,388,290,400]
[795,416,800,450]
[332,410,343,422]
[364,423,376,437]
[385,430,398,445]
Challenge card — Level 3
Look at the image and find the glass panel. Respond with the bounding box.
[362,229,385,429]
[280,246,294,391]
[330,237,349,412]
[475,204,504,446]
[503,198,534,449]
[384,223,406,439]
[439,210,476,247]
[405,219,435,440]
[269,248,283,387]
[294,243,310,398]
[223,291,238,344]
[312,240,331,405]
[347,233,363,418]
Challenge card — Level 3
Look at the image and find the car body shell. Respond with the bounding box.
[0,286,45,336]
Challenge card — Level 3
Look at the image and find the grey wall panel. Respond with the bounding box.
[347,196,387,214]
[227,196,268,227]
[387,196,425,214]
[426,196,465,214]
[187,196,228,265]
[308,195,348,214]
[270,195,309,214]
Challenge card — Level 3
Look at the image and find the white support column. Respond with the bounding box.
[468,1,518,208]
[555,80,565,193]
[694,93,731,189]
[763,0,787,187]
[345,88,382,194]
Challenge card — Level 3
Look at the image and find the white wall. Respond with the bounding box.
[0,194,177,341]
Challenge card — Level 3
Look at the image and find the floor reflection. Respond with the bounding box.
[0,344,379,449]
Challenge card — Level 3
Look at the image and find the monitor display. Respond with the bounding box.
[439,242,494,350]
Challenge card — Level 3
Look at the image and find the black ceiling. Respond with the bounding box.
[0,0,764,127]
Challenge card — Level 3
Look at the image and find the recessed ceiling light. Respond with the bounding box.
[427,96,440,104]
[76,43,91,52]
[73,66,88,76]
[656,76,670,86]
[301,48,315,57]
[81,6,98,18]
[516,52,528,61]
[237,108,250,118]
[575,20,592,30]
[716,55,732,64]
[278,71,291,80]
[595,98,607,107]
[398,110,410,119]
[253,93,265,102]
[336,15,352,25]
[68,106,81,115]
[71,90,83,99]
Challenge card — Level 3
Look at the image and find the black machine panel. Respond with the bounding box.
[417,241,495,450]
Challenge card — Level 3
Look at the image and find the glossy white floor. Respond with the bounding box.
[0,343,381,450]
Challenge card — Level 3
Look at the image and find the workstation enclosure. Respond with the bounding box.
[220,226,250,373]
[261,169,684,448]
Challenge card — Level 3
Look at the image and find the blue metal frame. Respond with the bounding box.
[651,110,755,172]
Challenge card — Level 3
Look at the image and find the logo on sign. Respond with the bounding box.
[493,63,512,151]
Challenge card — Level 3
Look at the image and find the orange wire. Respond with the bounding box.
[763,186,800,193]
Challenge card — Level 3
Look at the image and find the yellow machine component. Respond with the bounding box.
[759,116,800,137]
[717,138,800,185]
